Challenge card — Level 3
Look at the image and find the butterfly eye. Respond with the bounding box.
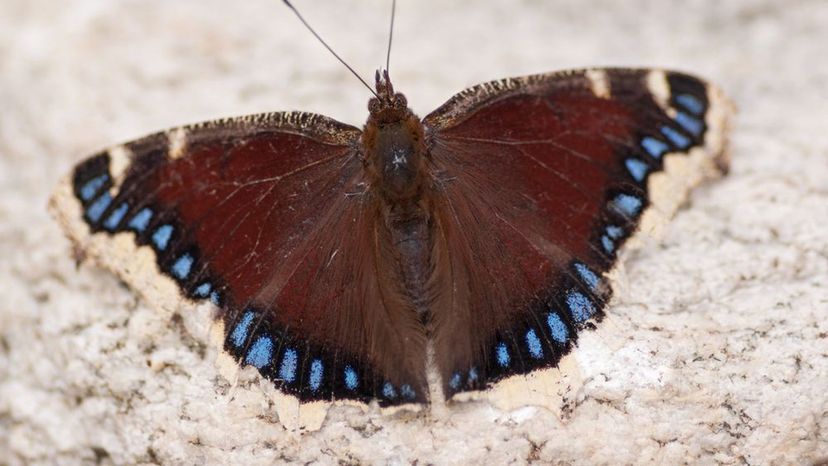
[368,98,380,113]
[393,94,407,109]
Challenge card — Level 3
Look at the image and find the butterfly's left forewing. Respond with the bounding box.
[422,68,732,399]
[51,112,428,412]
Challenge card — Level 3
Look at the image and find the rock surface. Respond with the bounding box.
[1,0,826,464]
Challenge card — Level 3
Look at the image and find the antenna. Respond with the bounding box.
[282,0,379,98]
[385,0,396,75]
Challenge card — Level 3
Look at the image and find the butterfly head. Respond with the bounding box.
[363,69,426,204]
[368,69,412,125]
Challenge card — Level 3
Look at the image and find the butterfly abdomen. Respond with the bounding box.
[385,213,435,317]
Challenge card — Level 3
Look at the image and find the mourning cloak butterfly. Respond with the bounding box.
[49,5,732,422]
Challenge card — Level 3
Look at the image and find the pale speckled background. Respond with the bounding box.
[1,0,827,464]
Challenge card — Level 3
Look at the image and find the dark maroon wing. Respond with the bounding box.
[69,112,427,405]
[422,68,730,397]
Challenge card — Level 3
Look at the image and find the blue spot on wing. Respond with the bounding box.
[625,158,649,182]
[661,125,691,149]
[103,202,129,230]
[171,254,194,280]
[546,313,569,343]
[606,225,623,239]
[641,136,669,159]
[278,348,298,383]
[468,368,479,382]
[85,192,112,223]
[231,311,255,348]
[308,359,323,392]
[344,365,359,390]
[194,282,212,298]
[245,336,273,369]
[79,174,108,201]
[675,111,704,136]
[611,193,643,217]
[382,382,397,399]
[448,372,462,390]
[601,235,615,254]
[152,225,173,251]
[495,342,511,367]
[400,384,415,400]
[574,262,600,290]
[566,290,596,322]
[676,93,704,115]
[128,208,153,233]
[525,329,543,359]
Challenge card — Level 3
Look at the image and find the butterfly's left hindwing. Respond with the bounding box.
[422,68,732,397]
[53,112,429,407]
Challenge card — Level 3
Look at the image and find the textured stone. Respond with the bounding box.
[1,0,827,464]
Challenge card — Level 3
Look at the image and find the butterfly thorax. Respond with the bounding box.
[363,79,427,207]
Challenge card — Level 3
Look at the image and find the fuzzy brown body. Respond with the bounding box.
[363,79,436,319]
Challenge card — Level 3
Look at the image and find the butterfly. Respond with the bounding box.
[49,2,732,418]
[51,65,731,408]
